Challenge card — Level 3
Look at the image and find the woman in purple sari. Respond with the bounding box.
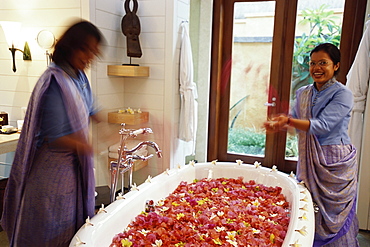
[1,21,104,246]
[264,43,359,246]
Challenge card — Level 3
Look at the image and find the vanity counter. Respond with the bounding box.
[0,133,20,155]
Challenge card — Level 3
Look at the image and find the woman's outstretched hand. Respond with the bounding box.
[263,114,290,133]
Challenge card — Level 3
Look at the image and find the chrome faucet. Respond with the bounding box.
[110,123,162,202]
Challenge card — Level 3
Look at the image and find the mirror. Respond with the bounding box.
[36,30,55,66]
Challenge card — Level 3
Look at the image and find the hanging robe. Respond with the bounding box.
[346,19,370,230]
[179,22,198,155]
[346,20,370,157]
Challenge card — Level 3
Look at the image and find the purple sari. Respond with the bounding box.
[1,66,95,246]
[295,85,358,246]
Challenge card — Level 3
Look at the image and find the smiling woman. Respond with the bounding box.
[264,43,359,246]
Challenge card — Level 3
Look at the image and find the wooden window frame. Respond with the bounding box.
[207,0,368,172]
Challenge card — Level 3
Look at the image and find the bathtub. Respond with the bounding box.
[69,161,314,246]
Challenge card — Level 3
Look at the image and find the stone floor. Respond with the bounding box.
[358,230,370,247]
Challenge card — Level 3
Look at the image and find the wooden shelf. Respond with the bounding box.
[108,111,149,125]
[107,65,149,77]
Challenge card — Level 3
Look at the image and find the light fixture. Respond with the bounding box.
[0,21,32,72]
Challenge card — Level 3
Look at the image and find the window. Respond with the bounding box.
[208,0,367,173]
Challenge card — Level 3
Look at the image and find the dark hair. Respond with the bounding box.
[52,21,103,65]
[310,43,341,76]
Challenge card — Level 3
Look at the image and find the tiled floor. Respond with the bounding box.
[0,229,368,246]
[358,230,370,247]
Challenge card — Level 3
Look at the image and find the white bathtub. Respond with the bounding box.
[69,162,314,246]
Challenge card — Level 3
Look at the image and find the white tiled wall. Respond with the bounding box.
[0,0,191,187]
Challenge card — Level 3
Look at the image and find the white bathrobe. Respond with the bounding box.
[346,20,370,230]
[179,22,198,155]
[346,20,370,159]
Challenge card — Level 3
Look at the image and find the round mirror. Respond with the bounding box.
[36,30,55,49]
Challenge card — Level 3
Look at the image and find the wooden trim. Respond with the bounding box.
[207,0,223,161]
[264,0,298,171]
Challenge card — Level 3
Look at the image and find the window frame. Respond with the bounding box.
[207,0,368,173]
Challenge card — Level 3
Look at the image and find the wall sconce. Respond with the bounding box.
[0,21,32,72]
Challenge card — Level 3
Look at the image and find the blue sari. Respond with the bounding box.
[295,84,359,246]
[1,64,96,246]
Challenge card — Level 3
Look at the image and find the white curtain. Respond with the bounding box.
[346,20,370,230]
[179,22,198,155]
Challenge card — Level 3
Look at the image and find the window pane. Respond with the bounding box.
[228,1,275,156]
[287,0,345,160]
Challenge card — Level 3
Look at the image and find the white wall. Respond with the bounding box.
[0,0,192,187]
[89,0,126,186]
[125,0,192,185]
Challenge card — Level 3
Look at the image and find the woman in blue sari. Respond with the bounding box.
[1,21,104,247]
[264,43,359,246]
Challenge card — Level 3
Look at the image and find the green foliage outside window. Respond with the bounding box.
[228,4,341,158]
[291,4,341,99]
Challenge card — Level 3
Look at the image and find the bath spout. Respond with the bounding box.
[110,125,162,202]
[126,141,162,156]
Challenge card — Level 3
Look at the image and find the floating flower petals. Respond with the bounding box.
[216,226,226,232]
[236,159,243,165]
[98,204,107,214]
[217,211,224,217]
[289,171,296,178]
[159,206,169,212]
[211,159,218,165]
[110,178,290,247]
[156,199,165,207]
[271,165,278,172]
[212,238,223,245]
[177,164,181,169]
[121,238,133,247]
[295,226,308,236]
[151,239,163,247]
[226,231,237,240]
[276,200,285,206]
[138,229,150,236]
[226,239,238,247]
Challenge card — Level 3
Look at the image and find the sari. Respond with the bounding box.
[295,84,358,246]
[1,65,95,246]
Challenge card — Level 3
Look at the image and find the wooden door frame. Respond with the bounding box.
[207,0,367,172]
